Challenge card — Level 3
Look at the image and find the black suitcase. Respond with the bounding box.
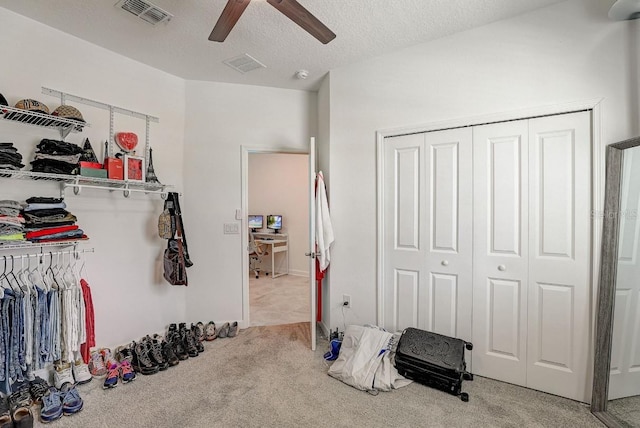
[395,327,473,401]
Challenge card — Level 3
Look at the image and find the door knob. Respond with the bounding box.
[498,265,506,271]
[441,260,449,266]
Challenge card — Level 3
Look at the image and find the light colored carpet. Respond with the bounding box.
[32,323,603,428]
[249,275,309,326]
[608,395,640,427]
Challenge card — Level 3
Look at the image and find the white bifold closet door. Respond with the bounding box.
[609,145,640,401]
[472,111,591,402]
[382,128,473,345]
[471,119,529,386]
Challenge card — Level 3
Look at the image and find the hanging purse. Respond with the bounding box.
[158,197,176,239]
[163,219,187,286]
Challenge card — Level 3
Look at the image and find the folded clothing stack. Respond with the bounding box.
[22,196,87,243]
[0,143,24,171]
[0,200,25,244]
[31,139,83,175]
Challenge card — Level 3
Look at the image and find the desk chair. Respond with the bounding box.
[248,232,270,278]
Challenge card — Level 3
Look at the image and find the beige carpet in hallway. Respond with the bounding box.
[249,274,309,326]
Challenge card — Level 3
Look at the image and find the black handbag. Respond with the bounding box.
[164,192,193,267]
[163,220,188,286]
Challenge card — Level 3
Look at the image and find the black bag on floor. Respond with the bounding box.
[395,327,473,401]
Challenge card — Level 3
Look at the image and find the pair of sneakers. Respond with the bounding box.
[53,360,92,389]
[131,335,176,375]
[100,348,136,389]
[217,322,239,338]
[39,384,83,423]
[202,321,238,340]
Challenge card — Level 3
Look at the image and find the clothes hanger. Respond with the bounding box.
[62,252,75,290]
[44,252,56,291]
[18,256,31,296]
[71,250,81,286]
[50,252,63,291]
[79,253,88,281]
[0,256,6,298]
[30,253,46,293]
[0,256,14,295]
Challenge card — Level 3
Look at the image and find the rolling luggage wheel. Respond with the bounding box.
[465,342,473,351]
[463,373,474,381]
[460,392,469,402]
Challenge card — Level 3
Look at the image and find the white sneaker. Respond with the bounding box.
[72,359,92,385]
[54,361,75,389]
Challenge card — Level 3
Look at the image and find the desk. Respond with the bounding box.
[254,233,289,278]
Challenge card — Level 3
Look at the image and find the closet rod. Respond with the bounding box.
[2,248,95,260]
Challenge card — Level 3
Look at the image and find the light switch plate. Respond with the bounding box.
[224,223,239,234]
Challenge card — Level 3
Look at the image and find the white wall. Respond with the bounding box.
[325,0,639,329]
[0,7,187,348]
[248,153,309,276]
[183,81,317,324]
[316,75,332,332]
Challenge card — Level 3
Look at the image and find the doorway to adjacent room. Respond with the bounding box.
[241,147,313,343]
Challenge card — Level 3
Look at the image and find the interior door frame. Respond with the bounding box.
[240,145,315,348]
[376,98,603,400]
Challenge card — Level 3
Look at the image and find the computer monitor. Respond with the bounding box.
[266,215,282,233]
[248,215,263,232]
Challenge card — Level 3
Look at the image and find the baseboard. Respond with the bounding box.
[288,269,309,277]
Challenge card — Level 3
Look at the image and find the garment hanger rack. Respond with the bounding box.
[1,248,94,261]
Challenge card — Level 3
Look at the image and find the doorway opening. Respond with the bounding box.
[247,152,309,326]
[240,145,316,349]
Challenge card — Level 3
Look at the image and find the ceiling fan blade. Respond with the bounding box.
[266,0,336,44]
[209,0,251,42]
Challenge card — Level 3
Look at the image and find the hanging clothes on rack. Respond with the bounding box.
[79,277,95,365]
[0,248,92,393]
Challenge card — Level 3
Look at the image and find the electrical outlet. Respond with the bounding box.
[342,294,351,308]
[223,223,239,234]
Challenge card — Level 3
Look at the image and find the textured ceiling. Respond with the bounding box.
[0,0,566,91]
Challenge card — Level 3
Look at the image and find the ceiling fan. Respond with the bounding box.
[209,0,336,44]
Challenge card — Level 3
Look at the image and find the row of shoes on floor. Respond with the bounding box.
[86,321,238,388]
[0,367,87,427]
[0,321,240,427]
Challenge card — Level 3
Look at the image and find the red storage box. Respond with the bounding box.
[104,158,123,180]
[79,161,103,169]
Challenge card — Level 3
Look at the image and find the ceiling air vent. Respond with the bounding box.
[115,0,173,25]
[223,54,267,74]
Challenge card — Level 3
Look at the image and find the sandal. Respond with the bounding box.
[11,406,33,428]
[0,396,11,428]
[29,376,50,404]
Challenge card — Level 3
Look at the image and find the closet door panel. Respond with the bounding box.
[527,111,591,402]
[473,120,529,386]
[383,134,428,332]
[486,278,522,358]
[394,269,420,331]
[430,273,458,337]
[424,127,473,345]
